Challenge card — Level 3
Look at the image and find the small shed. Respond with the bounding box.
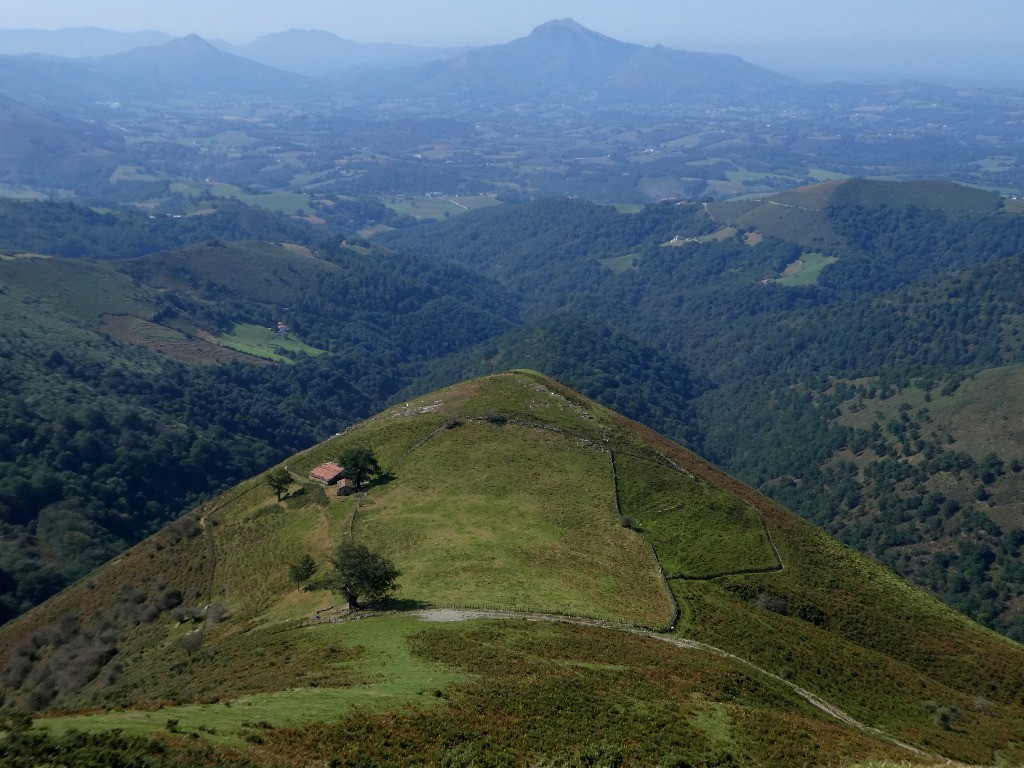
[309,462,346,485]
[336,478,355,497]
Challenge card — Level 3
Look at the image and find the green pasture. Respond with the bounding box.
[615,454,778,577]
[217,323,325,362]
[170,181,312,215]
[208,485,337,620]
[1002,196,1024,213]
[725,170,776,183]
[972,156,1017,172]
[599,252,639,273]
[356,421,672,626]
[699,226,738,243]
[385,194,500,220]
[109,165,162,183]
[664,227,739,247]
[35,617,468,746]
[212,130,258,147]
[807,168,851,182]
[776,252,838,286]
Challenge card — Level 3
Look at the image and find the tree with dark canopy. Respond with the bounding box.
[288,554,317,590]
[266,467,292,501]
[338,447,382,490]
[328,541,400,609]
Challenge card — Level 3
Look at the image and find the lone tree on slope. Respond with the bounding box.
[288,553,318,590]
[338,447,382,490]
[267,467,292,501]
[328,541,400,609]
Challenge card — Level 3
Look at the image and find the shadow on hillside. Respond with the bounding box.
[376,597,431,612]
[372,472,396,488]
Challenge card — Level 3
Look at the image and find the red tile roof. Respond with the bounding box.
[309,462,345,483]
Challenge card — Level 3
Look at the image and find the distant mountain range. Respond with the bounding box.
[349,19,794,104]
[216,28,467,76]
[0,26,172,57]
[89,34,315,99]
[0,19,796,108]
[0,25,461,74]
[0,33,314,107]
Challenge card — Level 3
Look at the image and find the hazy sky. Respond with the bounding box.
[1,0,1020,49]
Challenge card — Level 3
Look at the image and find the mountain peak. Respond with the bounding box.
[168,33,218,51]
[528,17,624,45]
[534,18,587,32]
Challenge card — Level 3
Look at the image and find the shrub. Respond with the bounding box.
[482,411,507,425]
[178,632,203,656]
[753,593,789,616]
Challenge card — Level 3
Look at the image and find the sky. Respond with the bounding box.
[1,0,1021,49]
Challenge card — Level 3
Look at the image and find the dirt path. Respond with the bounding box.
[413,608,926,756]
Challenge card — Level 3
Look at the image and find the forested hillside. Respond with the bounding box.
[0,225,518,620]
[0,198,406,260]
[4,183,1024,638]
[0,204,708,622]
[382,185,1024,639]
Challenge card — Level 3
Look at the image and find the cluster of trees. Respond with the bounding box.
[289,539,399,610]
[0,198,319,260]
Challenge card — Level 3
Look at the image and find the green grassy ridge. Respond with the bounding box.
[3,372,1024,765]
[0,255,155,325]
[355,420,673,627]
[707,178,1010,252]
[767,179,1004,215]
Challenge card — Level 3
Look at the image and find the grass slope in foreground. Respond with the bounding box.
[1,371,1023,767]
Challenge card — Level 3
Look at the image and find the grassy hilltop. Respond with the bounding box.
[1,371,1023,766]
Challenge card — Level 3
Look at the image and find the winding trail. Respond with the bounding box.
[412,608,926,757]
[277,403,922,756]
